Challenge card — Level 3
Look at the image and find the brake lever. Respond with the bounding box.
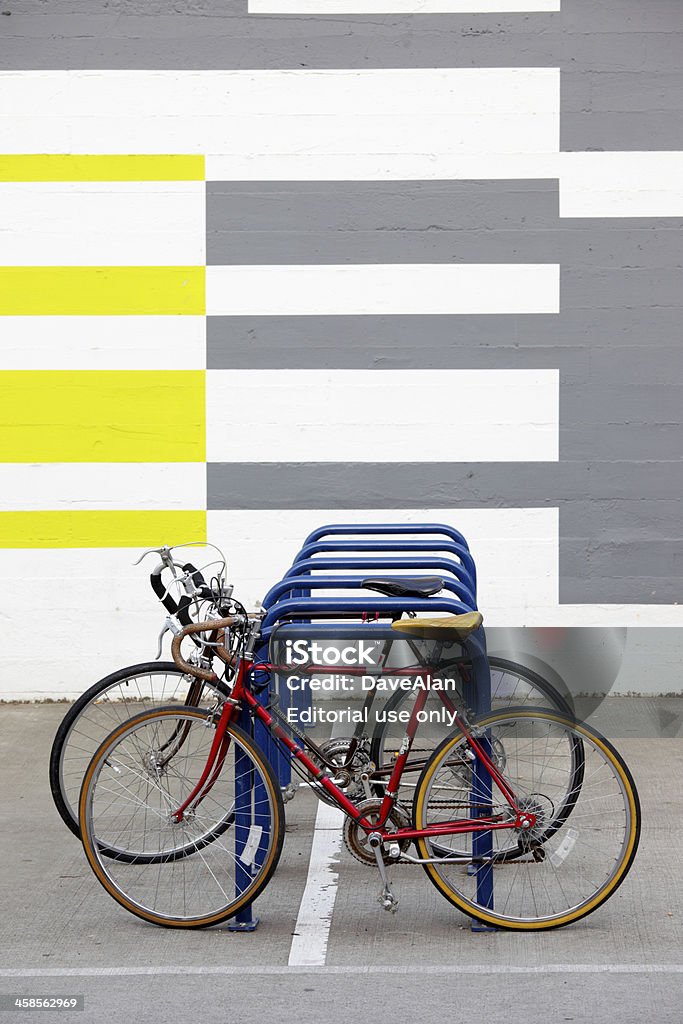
[133,545,174,569]
[154,614,183,659]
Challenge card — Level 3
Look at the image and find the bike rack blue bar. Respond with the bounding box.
[229,734,261,932]
[302,522,471,552]
[262,575,477,610]
[461,627,495,927]
[261,595,472,637]
[283,556,476,603]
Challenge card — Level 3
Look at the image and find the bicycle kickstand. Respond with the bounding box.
[368,832,399,913]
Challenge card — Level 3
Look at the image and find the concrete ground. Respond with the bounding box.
[1,701,683,1023]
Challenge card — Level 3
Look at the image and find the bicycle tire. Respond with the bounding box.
[79,707,285,929]
[49,662,230,841]
[412,708,640,930]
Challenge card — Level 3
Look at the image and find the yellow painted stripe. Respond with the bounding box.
[0,267,205,316]
[0,510,206,548]
[0,370,206,462]
[0,154,205,182]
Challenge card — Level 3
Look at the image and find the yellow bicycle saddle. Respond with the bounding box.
[391,611,483,642]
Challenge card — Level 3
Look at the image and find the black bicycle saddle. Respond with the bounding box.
[361,576,444,599]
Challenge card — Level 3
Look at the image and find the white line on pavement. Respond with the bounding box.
[287,798,346,967]
[1,966,683,977]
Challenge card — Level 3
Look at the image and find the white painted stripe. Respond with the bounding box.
[207,153,563,183]
[288,799,345,967]
[4,69,561,118]
[0,317,206,370]
[0,464,205,510]
[206,369,559,462]
[0,545,212,700]
[0,965,680,977]
[0,549,169,699]
[206,265,560,316]
[0,70,560,181]
[250,0,560,11]
[559,152,683,218]
[0,182,205,266]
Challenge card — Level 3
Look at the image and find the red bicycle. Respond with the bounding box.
[78,609,640,931]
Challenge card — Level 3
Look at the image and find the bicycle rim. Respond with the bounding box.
[79,707,284,928]
[413,709,640,930]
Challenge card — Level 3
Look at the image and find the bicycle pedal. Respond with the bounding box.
[377,889,399,913]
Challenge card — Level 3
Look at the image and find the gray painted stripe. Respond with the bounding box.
[562,383,683,461]
[561,577,682,604]
[561,3,683,150]
[0,6,560,71]
[207,313,573,371]
[206,310,680,375]
[207,461,683,509]
[206,180,559,265]
[562,94,683,151]
[208,460,560,508]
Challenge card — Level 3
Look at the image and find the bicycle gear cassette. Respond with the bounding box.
[343,799,411,865]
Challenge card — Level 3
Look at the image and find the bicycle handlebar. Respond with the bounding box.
[149,559,218,625]
[150,561,180,615]
[170,616,239,682]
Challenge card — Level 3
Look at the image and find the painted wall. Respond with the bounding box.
[0,1,682,698]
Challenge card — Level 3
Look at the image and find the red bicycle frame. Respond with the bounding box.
[172,653,535,843]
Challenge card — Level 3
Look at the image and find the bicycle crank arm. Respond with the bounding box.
[368,831,399,913]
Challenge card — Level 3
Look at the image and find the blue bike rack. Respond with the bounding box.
[287,528,476,609]
[258,524,482,783]
[292,540,477,589]
[232,521,493,930]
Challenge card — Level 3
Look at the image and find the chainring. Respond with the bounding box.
[343,798,411,866]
